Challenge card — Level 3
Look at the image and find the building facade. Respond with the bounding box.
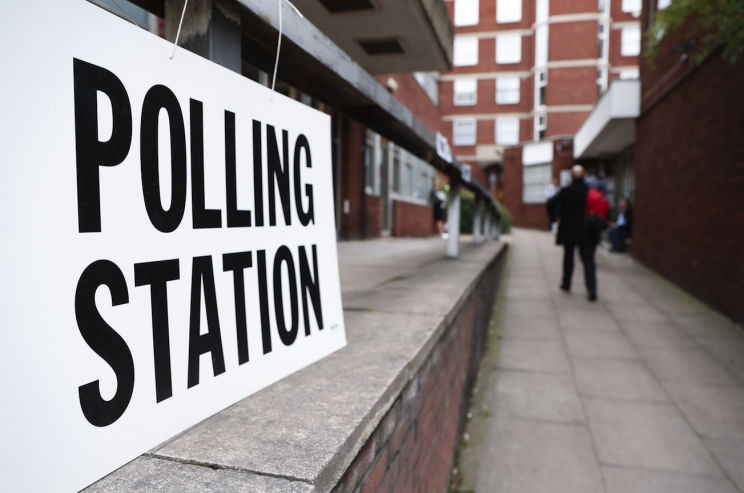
[441,0,642,227]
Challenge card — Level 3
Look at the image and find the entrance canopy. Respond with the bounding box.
[574,79,640,159]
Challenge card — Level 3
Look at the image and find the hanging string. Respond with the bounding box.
[110,0,141,28]
[270,0,304,101]
[171,0,190,59]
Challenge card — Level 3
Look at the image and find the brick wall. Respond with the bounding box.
[332,250,505,493]
[392,200,437,238]
[374,74,443,135]
[634,51,744,324]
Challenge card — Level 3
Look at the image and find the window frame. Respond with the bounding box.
[496,0,522,24]
[496,76,520,104]
[522,162,553,204]
[454,78,478,106]
[496,33,522,64]
[453,119,477,146]
[621,25,642,56]
[495,117,520,145]
[454,37,479,67]
[454,0,480,27]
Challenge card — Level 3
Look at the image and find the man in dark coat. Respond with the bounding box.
[547,165,599,301]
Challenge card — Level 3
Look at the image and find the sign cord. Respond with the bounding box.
[110,0,141,28]
[270,0,303,101]
[171,0,190,60]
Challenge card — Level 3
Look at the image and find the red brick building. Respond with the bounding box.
[631,0,744,324]
[440,0,642,227]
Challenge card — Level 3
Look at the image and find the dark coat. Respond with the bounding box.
[547,179,588,245]
[617,206,633,238]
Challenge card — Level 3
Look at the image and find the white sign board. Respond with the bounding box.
[0,1,346,492]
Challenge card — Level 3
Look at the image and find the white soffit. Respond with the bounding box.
[523,141,554,165]
[574,79,640,159]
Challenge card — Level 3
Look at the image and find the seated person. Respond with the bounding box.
[607,198,633,252]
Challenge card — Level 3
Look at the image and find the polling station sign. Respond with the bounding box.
[0,1,346,491]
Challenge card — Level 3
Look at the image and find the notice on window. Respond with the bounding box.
[0,1,346,492]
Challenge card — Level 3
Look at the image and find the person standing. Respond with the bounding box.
[547,165,601,301]
[430,177,448,239]
[607,198,633,252]
[544,177,560,232]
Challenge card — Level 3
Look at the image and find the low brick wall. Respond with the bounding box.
[392,199,437,237]
[332,249,504,493]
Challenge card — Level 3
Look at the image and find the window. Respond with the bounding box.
[496,33,522,64]
[535,69,547,107]
[392,148,436,201]
[392,147,401,193]
[534,113,547,140]
[523,162,552,203]
[496,77,520,104]
[598,0,608,13]
[414,72,439,105]
[454,79,478,105]
[535,25,548,66]
[598,21,608,59]
[496,117,520,145]
[621,25,641,56]
[453,119,477,146]
[619,68,639,79]
[454,37,479,66]
[364,130,381,194]
[622,0,642,12]
[597,67,607,94]
[497,0,522,23]
[657,0,671,9]
[454,0,479,26]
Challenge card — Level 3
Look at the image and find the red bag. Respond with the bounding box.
[586,188,609,221]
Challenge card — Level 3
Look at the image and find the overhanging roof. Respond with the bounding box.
[290,0,453,73]
[574,79,640,160]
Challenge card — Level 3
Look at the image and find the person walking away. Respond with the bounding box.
[548,165,604,302]
[544,177,560,232]
[430,177,448,239]
[607,198,633,252]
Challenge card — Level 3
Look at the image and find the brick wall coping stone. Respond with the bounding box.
[84,240,507,493]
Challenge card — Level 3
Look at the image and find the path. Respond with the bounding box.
[477,228,744,493]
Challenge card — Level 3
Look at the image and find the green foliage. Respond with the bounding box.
[459,190,475,234]
[456,190,512,236]
[645,0,744,66]
[495,200,512,234]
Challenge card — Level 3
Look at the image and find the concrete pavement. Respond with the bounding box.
[477,228,744,493]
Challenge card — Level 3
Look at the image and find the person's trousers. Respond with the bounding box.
[607,227,625,251]
[562,243,597,294]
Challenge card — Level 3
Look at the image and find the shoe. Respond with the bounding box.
[588,292,597,302]
[559,284,570,293]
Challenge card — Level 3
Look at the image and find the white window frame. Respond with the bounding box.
[453,119,477,146]
[536,0,549,23]
[534,113,547,141]
[454,78,478,106]
[534,69,547,109]
[454,37,479,67]
[495,117,520,145]
[619,68,640,79]
[621,25,641,56]
[622,0,642,12]
[535,25,548,66]
[496,76,520,104]
[522,162,553,203]
[497,0,522,23]
[496,33,522,64]
[454,0,479,27]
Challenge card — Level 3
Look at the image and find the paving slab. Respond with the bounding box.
[563,329,641,360]
[638,346,740,385]
[476,416,603,493]
[572,358,669,402]
[704,437,744,488]
[662,381,744,440]
[619,321,697,349]
[500,316,562,341]
[492,371,585,424]
[603,465,738,493]
[584,397,722,476]
[497,339,571,374]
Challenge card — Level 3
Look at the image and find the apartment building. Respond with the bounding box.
[441,0,642,226]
